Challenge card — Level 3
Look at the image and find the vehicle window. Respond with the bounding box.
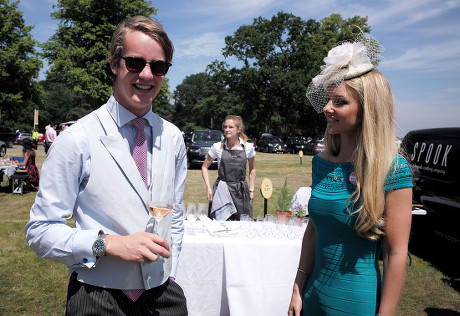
[269,137,281,143]
[192,131,224,142]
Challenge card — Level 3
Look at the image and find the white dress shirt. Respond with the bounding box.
[25,95,187,283]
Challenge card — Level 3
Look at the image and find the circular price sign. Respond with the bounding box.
[299,150,304,157]
[260,178,273,199]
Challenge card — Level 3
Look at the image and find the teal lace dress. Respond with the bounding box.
[302,155,412,315]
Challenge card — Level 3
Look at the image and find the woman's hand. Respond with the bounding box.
[206,187,213,201]
[249,191,254,203]
[288,288,303,316]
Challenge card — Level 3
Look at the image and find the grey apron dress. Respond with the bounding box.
[211,144,252,220]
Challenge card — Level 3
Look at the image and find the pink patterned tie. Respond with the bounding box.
[131,118,148,188]
[123,118,147,302]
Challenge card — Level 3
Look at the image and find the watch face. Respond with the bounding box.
[92,238,106,256]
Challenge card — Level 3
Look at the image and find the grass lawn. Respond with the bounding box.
[0,144,459,315]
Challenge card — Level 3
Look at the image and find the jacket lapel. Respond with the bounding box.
[95,106,149,202]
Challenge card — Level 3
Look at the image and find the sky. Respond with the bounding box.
[17,0,460,137]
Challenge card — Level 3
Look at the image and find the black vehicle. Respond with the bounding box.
[402,127,460,249]
[285,136,309,154]
[0,125,15,148]
[186,130,224,169]
[0,140,6,157]
[257,135,287,153]
[16,132,33,145]
[305,139,325,155]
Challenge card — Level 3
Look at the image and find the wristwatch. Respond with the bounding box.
[92,230,108,257]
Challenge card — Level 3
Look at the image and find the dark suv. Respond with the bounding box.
[187,130,224,169]
[257,135,287,153]
[285,136,309,154]
[0,125,15,148]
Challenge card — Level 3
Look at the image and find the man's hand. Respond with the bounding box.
[105,232,170,263]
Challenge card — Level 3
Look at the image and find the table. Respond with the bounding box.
[0,164,17,181]
[175,220,305,316]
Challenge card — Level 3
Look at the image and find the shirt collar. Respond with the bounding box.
[224,137,245,149]
[106,94,154,127]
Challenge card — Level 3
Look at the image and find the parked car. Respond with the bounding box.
[402,127,460,249]
[0,125,15,148]
[285,136,309,154]
[0,140,6,157]
[187,130,224,169]
[306,139,325,155]
[16,132,33,144]
[257,135,287,153]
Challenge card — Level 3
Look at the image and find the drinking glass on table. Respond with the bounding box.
[186,203,197,233]
[256,216,267,238]
[240,214,255,238]
[197,203,207,220]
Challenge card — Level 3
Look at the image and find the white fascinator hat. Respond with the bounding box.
[306,32,383,113]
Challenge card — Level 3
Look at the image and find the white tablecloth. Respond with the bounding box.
[175,221,304,316]
[0,164,17,177]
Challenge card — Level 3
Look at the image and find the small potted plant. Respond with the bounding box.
[291,202,308,225]
[275,177,293,221]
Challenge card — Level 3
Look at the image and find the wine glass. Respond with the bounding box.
[197,203,207,219]
[146,201,174,235]
[186,203,197,234]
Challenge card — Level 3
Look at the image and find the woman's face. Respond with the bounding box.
[323,83,361,136]
[223,119,241,140]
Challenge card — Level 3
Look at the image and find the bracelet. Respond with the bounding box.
[249,190,254,192]
[297,267,310,276]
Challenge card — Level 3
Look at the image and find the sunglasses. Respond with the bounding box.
[121,56,172,76]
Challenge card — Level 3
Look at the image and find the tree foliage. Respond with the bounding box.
[41,0,157,115]
[204,12,370,137]
[0,0,42,130]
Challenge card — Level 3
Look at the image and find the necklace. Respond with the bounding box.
[329,153,339,181]
[333,166,339,181]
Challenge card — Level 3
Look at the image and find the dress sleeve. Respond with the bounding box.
[384,155,413,192]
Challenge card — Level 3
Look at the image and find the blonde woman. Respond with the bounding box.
[288,36,413,316]
[202,115,256,220]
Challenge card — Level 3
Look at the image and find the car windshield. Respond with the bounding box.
[192,131,224,142]
[268,137,282,143]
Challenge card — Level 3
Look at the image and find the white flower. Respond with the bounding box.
[312,41,373,86]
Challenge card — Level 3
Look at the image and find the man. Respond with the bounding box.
[32,128,39,147]
[44,123,57,154]
[25,16,188,315]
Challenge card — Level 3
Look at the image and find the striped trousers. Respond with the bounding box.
[66,272,188,316]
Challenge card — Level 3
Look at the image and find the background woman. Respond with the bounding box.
[13,138,39,187]
[288,35,413,316]
[202,115,256,220]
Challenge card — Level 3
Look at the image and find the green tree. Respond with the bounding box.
[152,77,174,122]
[0,0,42,129]
[212,12,370,137]
[41,0,157,113]
[173,72,214,130]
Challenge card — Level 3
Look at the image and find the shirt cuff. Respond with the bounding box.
[72,229,100,268]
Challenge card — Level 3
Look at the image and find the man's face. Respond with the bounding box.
[111,30,166,117]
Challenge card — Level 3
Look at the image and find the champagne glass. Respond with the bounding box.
[146,201,174,235]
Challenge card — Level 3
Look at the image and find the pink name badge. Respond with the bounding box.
[349,171,357,186]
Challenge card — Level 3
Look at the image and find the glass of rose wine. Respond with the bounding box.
[146,201,173,235]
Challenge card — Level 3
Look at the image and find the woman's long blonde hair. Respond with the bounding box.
[324,70,397,240]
